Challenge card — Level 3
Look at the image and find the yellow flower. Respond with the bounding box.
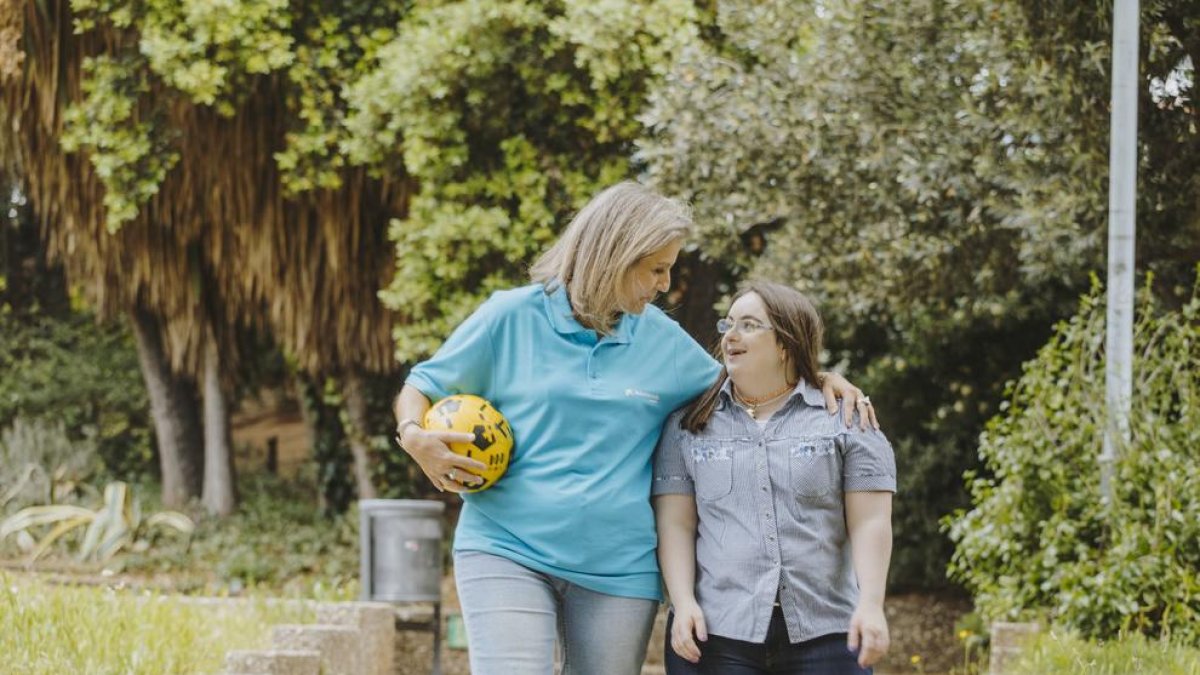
[910,654,922,664]
[958,629,972,639]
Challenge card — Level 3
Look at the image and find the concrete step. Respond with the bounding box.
[315,601,397,675]
[272,624,362,675]
[223,648,321,675]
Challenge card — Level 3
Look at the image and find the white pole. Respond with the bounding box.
[1101,0,1140,502]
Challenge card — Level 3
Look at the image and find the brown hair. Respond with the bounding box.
[530,182,692,334]
[681,281,824,432]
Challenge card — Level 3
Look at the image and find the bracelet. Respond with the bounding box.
[394,418,422,448]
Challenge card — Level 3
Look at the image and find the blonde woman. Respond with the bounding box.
[654,282,895,675]
[394,184,875,675]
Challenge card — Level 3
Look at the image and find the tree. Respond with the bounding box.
[1,0,411,510]
[638,0,1199,586]
[340,0,702,360]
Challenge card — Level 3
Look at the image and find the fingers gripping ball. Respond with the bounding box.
[422,395,513,492]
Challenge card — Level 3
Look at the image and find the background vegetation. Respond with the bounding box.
[0,0,1197,659]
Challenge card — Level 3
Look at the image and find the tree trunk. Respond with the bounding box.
[201,331,238,516]
[342,370,377,500]
[128,306,203,507]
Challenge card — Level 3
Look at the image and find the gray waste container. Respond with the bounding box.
[359,499,445,603]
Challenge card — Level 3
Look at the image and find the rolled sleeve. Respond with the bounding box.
[652,411,694,496]
[840,428,897,493]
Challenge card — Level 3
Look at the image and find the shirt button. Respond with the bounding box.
[761,486,768,491]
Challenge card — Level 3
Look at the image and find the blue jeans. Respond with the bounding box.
[454,550,658,675]
[664,608,872,675]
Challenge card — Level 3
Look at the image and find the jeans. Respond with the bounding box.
[664,607,872,675]
[454,550,659,675]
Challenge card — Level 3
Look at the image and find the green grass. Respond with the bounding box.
[0,572,317,674]
[1012,630,1200,675]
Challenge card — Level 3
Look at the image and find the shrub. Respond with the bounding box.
[0,481,193,562]
[0,312,153,480]
[946,276,1200,644]
[0,417,99,512]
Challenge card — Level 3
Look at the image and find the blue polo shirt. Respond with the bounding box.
[406,283,719,600]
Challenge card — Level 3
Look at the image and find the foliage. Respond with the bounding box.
[0,311,153,480]
[947,277,1200,644]
[1012,630,1200,675]
[0,481,193,563]
[0,417,99,513]
[60,53,180,232]
[346,0,700,360]
[0,572,317,675]
[119,474,359,593]
[638,0,1200,588]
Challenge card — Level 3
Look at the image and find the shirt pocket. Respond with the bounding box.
[788,437,840,500]
[690,443,733,501]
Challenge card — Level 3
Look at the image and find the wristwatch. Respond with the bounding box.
[394,418,422,448]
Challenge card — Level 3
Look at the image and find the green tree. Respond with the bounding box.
[638,0,1199,587]
[3,0,412,510]
[340,0,701,361]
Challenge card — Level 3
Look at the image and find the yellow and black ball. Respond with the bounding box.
[422,394,513,492]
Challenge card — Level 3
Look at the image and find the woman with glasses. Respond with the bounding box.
[654,281,895,674]
[394,183,876,675]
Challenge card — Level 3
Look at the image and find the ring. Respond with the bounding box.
[447,469,457,481]
[860,397,872,406]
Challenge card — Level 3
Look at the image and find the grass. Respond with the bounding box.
[1012,630,1200,675]
[0,572,317,674]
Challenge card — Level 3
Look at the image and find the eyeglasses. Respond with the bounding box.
[716,318,775,335]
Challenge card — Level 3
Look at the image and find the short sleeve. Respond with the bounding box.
[652,411,694,496]
[405,296,500,401]
[840,425,897,493]
[672,329,720,405]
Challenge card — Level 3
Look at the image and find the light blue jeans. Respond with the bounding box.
[454,550,659,675]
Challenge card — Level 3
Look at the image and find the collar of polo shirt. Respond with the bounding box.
[543,283,637,344]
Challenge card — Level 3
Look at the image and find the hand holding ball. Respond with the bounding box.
[423,395,513,492]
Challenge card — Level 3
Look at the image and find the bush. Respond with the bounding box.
[0,312,153,480]
[947,276,1200,643]
[0,417,99,513]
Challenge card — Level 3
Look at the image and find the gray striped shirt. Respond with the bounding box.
[652,379,896,643]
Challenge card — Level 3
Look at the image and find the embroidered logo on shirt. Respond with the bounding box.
[624,388,661,403]
[790,442,835,458]
[692,445,731,463]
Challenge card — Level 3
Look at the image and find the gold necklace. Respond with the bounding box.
[732,382,794,420]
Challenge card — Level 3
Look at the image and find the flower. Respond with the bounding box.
[910,654,922,664]
[958,629,973,639]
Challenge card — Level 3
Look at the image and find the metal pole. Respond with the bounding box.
[1101,0,1140,503]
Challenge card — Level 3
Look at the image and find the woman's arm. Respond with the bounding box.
[393,384,486,492]
[845,490,893,668]
[654,494,707,664]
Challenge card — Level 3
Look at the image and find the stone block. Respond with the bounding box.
[273,624,361,675]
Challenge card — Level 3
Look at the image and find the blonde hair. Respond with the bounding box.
[530,181,692,334]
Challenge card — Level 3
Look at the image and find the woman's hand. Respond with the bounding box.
[818,371,879,430]
[847,603,889,668]
[669,600,708,664]
[399,426,487,493]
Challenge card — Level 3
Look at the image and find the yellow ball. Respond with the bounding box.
[422,394,513,492]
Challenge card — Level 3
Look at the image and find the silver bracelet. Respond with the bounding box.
[394,418,422,448]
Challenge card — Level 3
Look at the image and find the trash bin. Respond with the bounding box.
[359,499,447,674]
[359,499,445,603]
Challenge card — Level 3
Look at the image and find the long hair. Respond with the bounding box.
[682,281,824,432]
[530,182,692,334]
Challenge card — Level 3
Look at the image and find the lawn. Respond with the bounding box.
[0,572,317,674]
